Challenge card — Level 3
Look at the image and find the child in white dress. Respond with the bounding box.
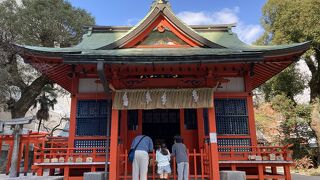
[156,143,171,180]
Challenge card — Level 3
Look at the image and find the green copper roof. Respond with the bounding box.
[20,30,309,57]
[75,31,127,49]
[19,0,310,61]
[199,31,309,52]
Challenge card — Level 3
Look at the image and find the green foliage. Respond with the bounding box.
[257,0,320,101]
[33,84,58,132]
[18,0,95,47]
[258,0,320,165]
[270,94,315,159]
[261,65,306,102]
[293,156,314,170]
[0,0,95,117]
[255,113,271,131]
[259,0,320,45]
[256,0,320,100]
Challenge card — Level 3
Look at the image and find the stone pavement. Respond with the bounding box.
[292,173,320,180]
[0,173,63,180]
[1,173,320,180]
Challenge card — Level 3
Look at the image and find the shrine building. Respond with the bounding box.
[16,1,309,179]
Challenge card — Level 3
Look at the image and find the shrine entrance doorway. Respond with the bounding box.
[142,109,180,150]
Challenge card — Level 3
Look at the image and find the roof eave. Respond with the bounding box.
[62,53,263,65]
[261,41,311,58]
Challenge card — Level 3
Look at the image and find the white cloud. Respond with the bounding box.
[177,7,239,25]
[176,11,216,25]
[234,24,264,44]
[177,7,264,44]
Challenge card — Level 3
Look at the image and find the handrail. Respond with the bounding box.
[117,147,211,180]
[217,145,292,161]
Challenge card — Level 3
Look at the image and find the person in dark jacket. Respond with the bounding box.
[171,135,188,180]
[131,135,154,180]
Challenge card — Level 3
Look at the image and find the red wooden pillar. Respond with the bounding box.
[245,72,258,147]
[24,139,30,176]
[121,110,128,147]
[258,164,264,180]
[64,166,70,180]
[109,109,119,180]
[0,136,2,157]
[208,106,220,180]
[284,165,291,180]
[17,140,24,176]
[247,95,258,146]
[68,96,77,148]
[6,142,13,175]
[197,108,205,149]
[68,76,78,148]
[271,166,277,180]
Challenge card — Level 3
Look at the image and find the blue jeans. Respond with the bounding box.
[177,162,189,180]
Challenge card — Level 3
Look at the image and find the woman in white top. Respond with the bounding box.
[156,143,171,180]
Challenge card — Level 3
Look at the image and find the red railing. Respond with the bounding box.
[0,132,48,175]
[32,137,293,179]
[33,137,110,164]
[33,146,109,163]
[117,144,211,180]
[46,137,68,148]
[218,145,293,161]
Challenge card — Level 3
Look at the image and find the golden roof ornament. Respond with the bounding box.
[151,0,170,9]
[155,0,167,4]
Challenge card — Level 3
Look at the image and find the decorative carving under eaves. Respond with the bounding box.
[179,79,205,87]
[123,79,146,88]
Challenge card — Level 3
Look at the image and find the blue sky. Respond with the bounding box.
[68,0,267,44]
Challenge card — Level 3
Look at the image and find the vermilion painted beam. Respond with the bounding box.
[76,93,109,100]
[112,64,243,77]
[116,77,210,89]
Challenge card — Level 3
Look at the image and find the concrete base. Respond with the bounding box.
[220,171,246,180]
[83,172,105,180]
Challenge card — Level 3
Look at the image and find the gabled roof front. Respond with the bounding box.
[99,0,224,49]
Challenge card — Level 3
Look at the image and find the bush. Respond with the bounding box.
[293,156,314,170]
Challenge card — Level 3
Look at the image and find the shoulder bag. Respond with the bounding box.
[128,135,146,162]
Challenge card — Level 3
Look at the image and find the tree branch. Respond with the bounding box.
[11,74,49,118]
[50,117,65,136]
[6,54,28,90]
[304,56,317,75]
[315,48,320,74]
